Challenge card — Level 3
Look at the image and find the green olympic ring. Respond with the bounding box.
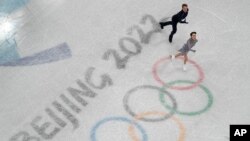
[159,80,213,116]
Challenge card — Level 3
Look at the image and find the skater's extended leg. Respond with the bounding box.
[159,21,172,29]
[170,52,182,61]
[182,54,188,71]
[169,23,177,43]
[175,52,183,58]
[184,54,188,64]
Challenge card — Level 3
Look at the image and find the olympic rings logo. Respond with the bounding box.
[90,55,213,141]
[90,14,214,141]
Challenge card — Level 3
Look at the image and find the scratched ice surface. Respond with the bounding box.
[0,0,250,141]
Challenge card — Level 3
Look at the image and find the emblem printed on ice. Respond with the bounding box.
[8,13,213,141]
[0,0,72,67]
[0,42,72,66]
[9,67,113,141]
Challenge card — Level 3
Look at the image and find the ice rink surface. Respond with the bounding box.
[1,0,250,141]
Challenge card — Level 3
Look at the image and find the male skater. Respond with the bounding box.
[159,4,189,43]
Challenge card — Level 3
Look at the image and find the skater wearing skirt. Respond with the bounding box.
[171,32,198,71]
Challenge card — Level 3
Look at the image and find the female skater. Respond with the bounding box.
[171,32,198,71]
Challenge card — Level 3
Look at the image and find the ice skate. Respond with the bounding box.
[171,55,175,61]
[183,64,187,71]
[159,22,164,29]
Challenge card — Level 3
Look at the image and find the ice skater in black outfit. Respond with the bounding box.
[159,4,189,43]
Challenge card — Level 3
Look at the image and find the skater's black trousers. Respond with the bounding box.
[160,21,178,40]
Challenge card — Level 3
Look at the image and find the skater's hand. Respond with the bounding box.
[190,49,196,53]
[180,21,188,24]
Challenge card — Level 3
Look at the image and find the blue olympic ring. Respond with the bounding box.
[90,116,148,141]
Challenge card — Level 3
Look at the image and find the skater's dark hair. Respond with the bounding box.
[182,3,188,7]
[190,32,196,36]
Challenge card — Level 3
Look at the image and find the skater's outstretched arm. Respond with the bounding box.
[180,18,188,24]
[190,49,196,52]
[187,38,198,52]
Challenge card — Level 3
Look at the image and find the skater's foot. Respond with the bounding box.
[169,36,173,43]
[183,64,187,71]
[170,55,175,61]
[159,23,164,29]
